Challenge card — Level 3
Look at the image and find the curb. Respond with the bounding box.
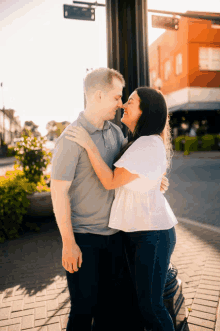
[216,301,220,331]
[215,300,220,331]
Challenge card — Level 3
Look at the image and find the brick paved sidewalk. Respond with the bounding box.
[0,219,220,331]
[172,221,220,331]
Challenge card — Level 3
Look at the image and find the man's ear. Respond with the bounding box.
[94,90,102,103]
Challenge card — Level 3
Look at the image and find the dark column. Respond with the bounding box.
[106,0,150,129]
[105,3,186,329]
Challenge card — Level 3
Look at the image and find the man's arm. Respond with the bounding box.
[51,179,82,273]
[51,179,74,243]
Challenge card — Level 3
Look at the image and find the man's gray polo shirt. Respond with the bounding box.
[51,111,125,235]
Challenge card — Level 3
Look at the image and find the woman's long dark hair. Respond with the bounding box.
[114,87,173,171]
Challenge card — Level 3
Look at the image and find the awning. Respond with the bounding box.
[169,102,220,113]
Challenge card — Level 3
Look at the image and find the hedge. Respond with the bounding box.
[174,134,220,154]
[0,167,51,243]
[174,136,186,151]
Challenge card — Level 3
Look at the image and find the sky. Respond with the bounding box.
[0,0,220,137]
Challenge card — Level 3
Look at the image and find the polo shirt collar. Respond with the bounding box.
[77,111,110,134]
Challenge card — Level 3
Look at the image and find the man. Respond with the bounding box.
[50,68,169,331]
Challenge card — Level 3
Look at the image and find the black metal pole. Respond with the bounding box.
[106,0,150,130]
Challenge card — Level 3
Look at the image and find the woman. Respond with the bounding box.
[65,87,178,331]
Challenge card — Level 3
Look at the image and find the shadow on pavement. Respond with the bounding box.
[182,321,190,331]
[177,221,220,253]
[0,216,66,298]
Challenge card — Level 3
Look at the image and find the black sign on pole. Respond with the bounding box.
[63,4,95,21]
[152,15,179,30]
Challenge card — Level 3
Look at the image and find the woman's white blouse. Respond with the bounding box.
[108,135,178,232]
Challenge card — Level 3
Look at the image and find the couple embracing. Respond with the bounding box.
[51,67,178,331]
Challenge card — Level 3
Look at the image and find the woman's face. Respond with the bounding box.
[121,91,142,132]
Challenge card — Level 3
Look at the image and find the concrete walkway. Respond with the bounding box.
[1,218,220,330]
[0,157,17,166]
[173,151,220,159]
[0,157,51,177]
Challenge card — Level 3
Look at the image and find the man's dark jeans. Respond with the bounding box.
[65,231,144,331]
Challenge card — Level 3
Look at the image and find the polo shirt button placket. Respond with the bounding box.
[104,129,115,150]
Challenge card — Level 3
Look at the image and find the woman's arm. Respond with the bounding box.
[65,126,139,190]
[65,126,169,192]
[86,143,139,190]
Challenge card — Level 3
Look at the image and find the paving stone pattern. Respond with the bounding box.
[172,222,220,331]
[1,219,220,330]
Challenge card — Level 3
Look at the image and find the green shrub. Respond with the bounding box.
[34,173,51,192]
[174,134,220,154]
[204,134,220,151]
[184,137,198,154]
[200,135,215,151]
[174,136,185,151]
[14,134,52,184]
[6,146,17,157]
[0,167,51,243]
[1,134,52,243]
[0,168,36,243]
[213,135,220,150]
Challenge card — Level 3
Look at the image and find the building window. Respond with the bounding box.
[176,53,182,75]
[150,70,156,87]
[164,60,171,80]
[199,47,220,71]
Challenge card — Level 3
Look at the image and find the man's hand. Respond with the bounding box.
[160,173,169,194]
[62,243,83,273]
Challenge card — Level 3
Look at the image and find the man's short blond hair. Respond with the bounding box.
[84,67,125,99]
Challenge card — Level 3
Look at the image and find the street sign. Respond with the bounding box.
[152,15,179,30]
[63,4,95,21]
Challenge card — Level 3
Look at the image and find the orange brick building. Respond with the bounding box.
[149,11,220,136]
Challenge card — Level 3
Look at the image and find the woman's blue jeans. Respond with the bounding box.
[122,226,176,331]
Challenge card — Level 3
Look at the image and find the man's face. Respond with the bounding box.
[100,78,123,121]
